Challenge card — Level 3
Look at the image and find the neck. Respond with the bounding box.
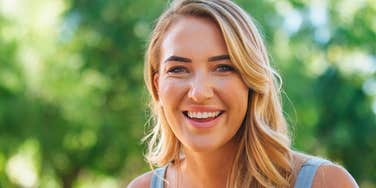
[178,139,238,188]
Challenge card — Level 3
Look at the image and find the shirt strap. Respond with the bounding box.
[294,157,330,188]
[150,166,167,188]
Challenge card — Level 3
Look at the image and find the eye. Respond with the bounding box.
[167,66,188,74]
[216,64,235,72]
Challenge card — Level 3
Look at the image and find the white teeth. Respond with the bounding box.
[187,111,220,119]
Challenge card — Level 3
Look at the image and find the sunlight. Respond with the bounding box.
[0,0,19,16]
[0,0,68,95]
[363,78,376,115]
[309,0,327,27]
[309,0,330,43]
[6,155,37,187]
[5,140,40,188]
[328,47,376,76]
[336,0,367,24]
[275,1,303,35]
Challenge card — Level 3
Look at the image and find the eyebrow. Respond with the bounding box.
[164,56,191,63]
[163,54,230,63]
[208,54,230,62]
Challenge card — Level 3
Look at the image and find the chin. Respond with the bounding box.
[182,139,224,153]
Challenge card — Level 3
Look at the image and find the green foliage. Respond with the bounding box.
[0,0,375,187]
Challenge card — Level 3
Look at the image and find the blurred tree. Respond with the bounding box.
[0,0,375,187]
[314,67,376,185]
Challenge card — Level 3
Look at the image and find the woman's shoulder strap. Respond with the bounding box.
[150,166,168,188]
[294,157,330,188]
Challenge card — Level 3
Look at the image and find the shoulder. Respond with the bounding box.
[291,151,359,188]
[312,162,359,188]
[312,163,358,188]
[127,171,153,188]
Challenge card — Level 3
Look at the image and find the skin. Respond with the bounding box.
[156,16,249,155]
[127,16,359,188]
[292,152,359,188]
[154,15,248,188]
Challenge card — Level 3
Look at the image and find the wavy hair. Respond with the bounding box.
[143,0,293,187]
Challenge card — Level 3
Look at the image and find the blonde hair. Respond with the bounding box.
[143,0,293,187]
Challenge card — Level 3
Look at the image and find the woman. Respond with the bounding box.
[129,0,358,187]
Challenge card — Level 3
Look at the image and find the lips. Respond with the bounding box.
[183,110,224,128]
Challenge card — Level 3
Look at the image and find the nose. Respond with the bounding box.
[188,73,214,103]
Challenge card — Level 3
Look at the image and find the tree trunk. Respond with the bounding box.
[62,168,80,188]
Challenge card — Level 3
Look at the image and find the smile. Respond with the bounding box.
[187,111,221,119]
[183,111,224,128]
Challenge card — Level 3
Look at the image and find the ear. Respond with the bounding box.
[153,73,160,100]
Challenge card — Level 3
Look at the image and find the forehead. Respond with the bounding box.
[160,16,228,58]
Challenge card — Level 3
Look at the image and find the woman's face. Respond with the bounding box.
[154,16,249,152]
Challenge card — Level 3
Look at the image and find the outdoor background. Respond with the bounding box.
[0,0,375,187]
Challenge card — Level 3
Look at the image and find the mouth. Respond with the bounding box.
[183,111,223,122]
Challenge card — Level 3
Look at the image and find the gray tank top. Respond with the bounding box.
[150,157,329,188]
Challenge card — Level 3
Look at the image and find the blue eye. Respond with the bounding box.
[167,66,188,74]
[216,64,235,72]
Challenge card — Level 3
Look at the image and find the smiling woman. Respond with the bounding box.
[128,0,359,188]
[156,16,249,154]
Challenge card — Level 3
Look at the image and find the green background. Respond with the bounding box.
[0,0,375,187]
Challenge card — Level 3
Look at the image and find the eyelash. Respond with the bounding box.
[216,64,235,72]
[167,66,188,74]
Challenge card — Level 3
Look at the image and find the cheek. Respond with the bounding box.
[158,78,187,107]
[216,77,249,97]
[217,77,249,112]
